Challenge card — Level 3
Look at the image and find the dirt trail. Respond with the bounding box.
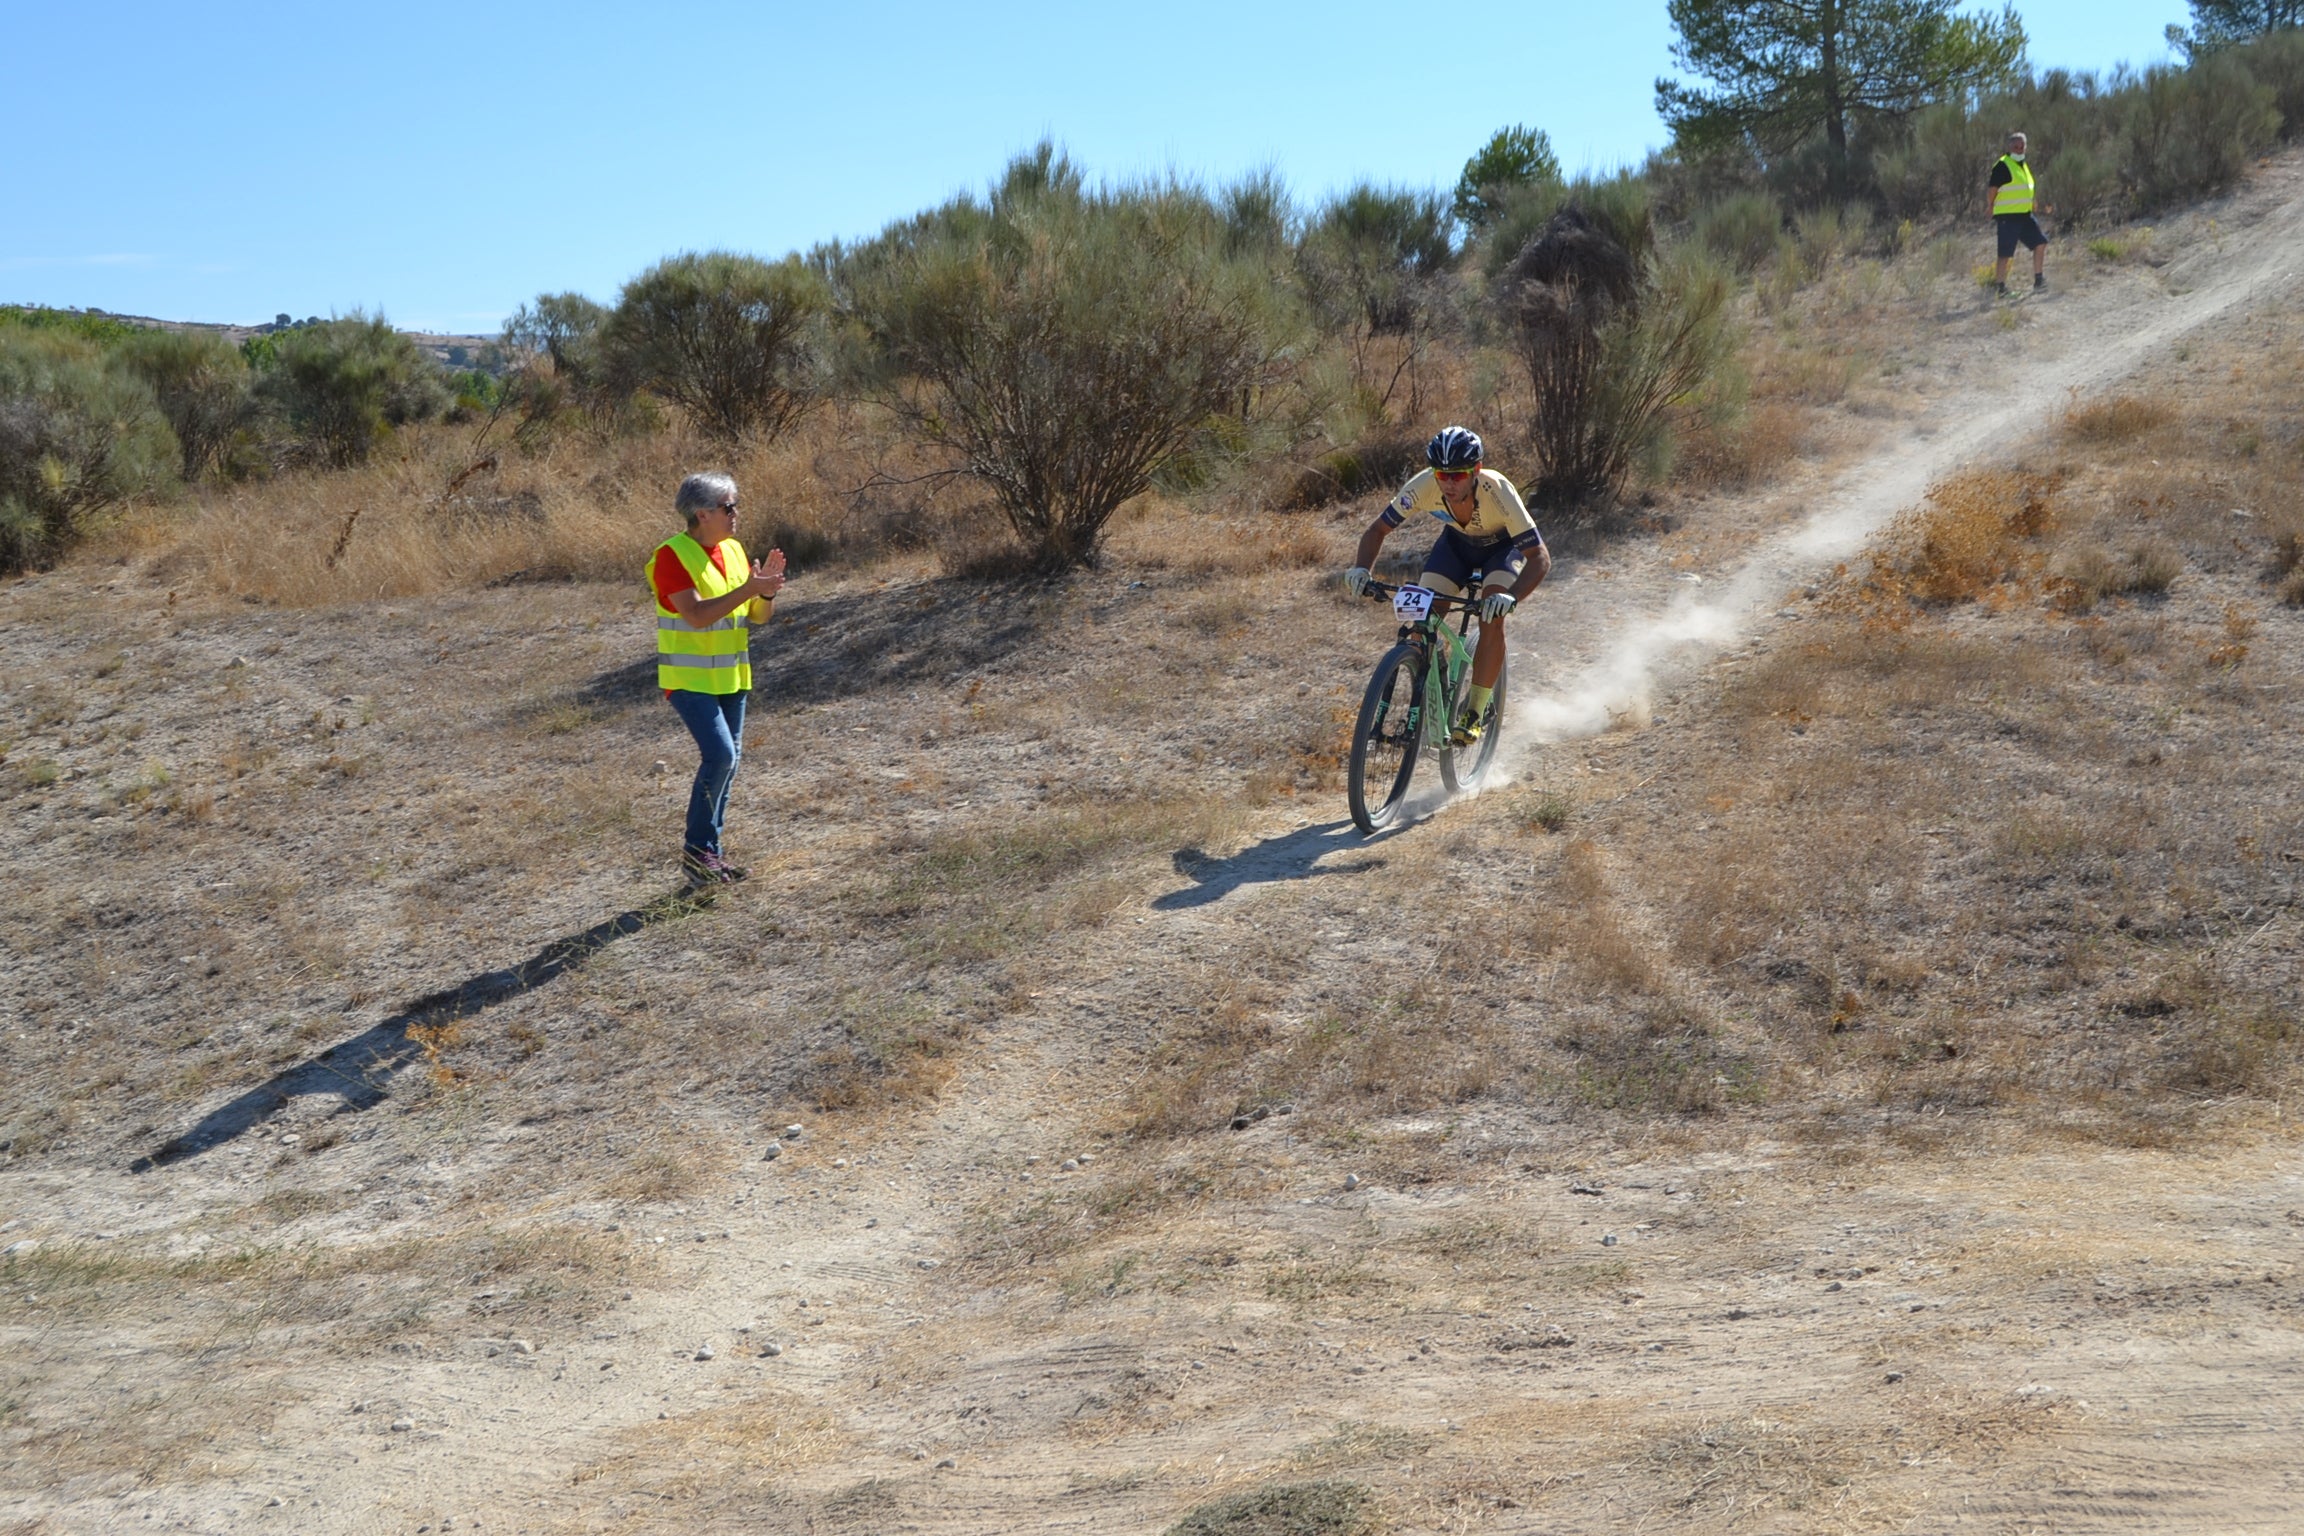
[6,159,2304,1536]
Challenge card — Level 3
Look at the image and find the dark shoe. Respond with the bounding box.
[2033,272,2046,291]
[682,850,744,887]
[1994,282,2010,298]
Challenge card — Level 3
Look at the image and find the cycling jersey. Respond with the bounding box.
[1379,467,1544,551]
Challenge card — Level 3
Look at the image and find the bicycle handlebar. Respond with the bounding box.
[1359,579,1481,612]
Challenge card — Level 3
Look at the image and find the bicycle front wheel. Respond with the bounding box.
[1347,641,1425,834]
[1438,649,1507,795]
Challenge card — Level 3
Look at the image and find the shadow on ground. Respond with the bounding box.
[575,578,1072,714]
[130,892,698,1172]
[1152,820,1393,911]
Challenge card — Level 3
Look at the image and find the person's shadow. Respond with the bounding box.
[1152,819,1396,911]
[129,888,701,1172]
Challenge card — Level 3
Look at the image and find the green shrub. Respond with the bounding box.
[0,329,177,571]
[2121,54,2281,210]
[1164,1481,1377,1536]
[849,147,1292,570]
[254,314,447,468]
[117,329,257,480]
[0,306,139,345]
[1792,202,1873,274]
[1691,190,1780,271]
[1481,170,1651,282]
[2235,27,2304,139]
[1297,182,1455,338]
[1500,208,1738,515]
[603,251,825,445]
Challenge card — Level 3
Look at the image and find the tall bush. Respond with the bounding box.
[603,252,824,445]
[849,150,1289,570]
[1500,209,1736,513]
[0,329,177,572]
[499,292,646,441]
[118,329,256,480]
[2121,53,2281,209]
[255,314,446,468]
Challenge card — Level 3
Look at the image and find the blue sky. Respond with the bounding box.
[5,0,2190,334]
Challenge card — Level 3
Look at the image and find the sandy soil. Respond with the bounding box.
[3,157,2303,1536]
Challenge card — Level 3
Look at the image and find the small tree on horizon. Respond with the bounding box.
[1658,0,2028,195]
[1453,125,1563,229]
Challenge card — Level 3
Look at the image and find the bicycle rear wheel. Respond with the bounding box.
[1438,650,1507,795]
[1347,640,1424,834]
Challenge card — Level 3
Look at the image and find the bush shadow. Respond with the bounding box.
[573,577,1072,715]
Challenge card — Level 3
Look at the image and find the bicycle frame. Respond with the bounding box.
[1365,580,1480,747]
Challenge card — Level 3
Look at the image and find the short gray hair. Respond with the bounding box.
[2008,130,2027,145]
[676,472,738,522]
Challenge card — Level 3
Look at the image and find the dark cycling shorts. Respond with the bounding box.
[1996,214,2048,259]
[1419,527,1528,596]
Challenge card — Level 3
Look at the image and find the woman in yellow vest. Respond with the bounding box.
[1989,131,2049,297]
[649,473,786,886]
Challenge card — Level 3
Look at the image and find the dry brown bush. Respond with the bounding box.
[1668,400,1805,491]
[2062,393,2177,444]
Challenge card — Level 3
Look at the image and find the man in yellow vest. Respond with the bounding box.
[649,472,786,887]
[1989,131,2049,297]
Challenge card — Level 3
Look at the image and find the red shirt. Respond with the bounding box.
[651,541,729,607]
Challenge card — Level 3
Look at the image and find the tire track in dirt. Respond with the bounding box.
[8,158,2304,1536]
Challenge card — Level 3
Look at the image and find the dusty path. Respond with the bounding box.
[4,157,2303,1536]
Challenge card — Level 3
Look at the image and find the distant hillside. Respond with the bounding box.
[11,304,498,371]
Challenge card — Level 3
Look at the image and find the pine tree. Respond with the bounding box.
[1657,0,2027,192]
[2168,0,2304,57]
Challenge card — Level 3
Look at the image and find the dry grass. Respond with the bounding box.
[144,406,945,606]
[2062,392,2177,444]
[562,1389,853,1528]
[1618,336,2304,1135]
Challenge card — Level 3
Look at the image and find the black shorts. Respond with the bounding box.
[1996,213,2048,259]
[1420,527,1528,596]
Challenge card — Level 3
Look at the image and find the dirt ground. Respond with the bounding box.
[4,158,2303,1535]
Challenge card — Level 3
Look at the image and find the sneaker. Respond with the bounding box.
[681,850,747,887]
[2033,272,2046,291]
[1450,705,1486,748]
[1994,282,2010,298]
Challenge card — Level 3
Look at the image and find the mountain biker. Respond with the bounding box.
[1343,426,1550,745]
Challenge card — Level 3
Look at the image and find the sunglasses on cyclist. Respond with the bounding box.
[1434,468,1477,482]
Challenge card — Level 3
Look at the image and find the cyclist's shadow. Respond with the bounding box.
[1152,819,1399,911]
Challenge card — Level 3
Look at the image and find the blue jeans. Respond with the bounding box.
[666,689,747,858]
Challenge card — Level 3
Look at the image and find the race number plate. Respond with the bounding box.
[1392,584,1435,621]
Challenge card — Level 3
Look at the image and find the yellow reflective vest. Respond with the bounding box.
[1992,155,2036,217]
[650,533,754,694]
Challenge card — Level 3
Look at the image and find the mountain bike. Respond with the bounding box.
[1346,578,1508,833]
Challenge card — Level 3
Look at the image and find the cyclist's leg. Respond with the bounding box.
[1470,545,1526,689]
[1418,528,1474,601]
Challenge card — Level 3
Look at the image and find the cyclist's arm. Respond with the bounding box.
[1489,478,1551,601]
[1508,538,1551,600]
[1352,511,1397,571]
